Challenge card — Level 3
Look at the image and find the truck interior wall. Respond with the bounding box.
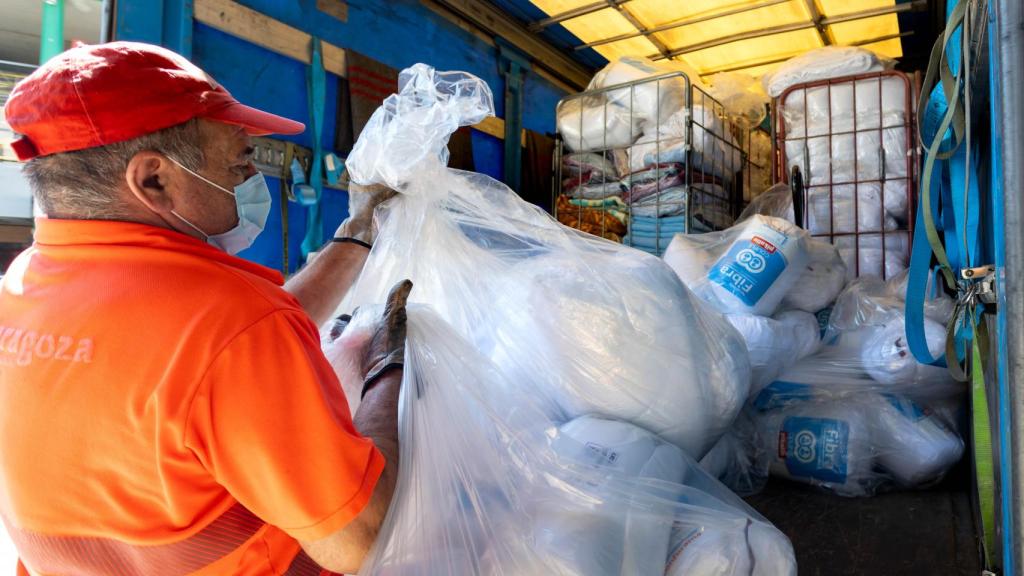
[115,0,574,273]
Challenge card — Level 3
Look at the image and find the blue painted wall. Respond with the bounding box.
[116,0,575,272]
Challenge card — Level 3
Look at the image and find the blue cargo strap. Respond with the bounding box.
[906,0,997,569]
[300,37,326,259]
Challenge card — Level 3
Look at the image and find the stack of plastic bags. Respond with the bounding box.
[661,183,965,498]
[326,63,796,575]
[766,46,912,281]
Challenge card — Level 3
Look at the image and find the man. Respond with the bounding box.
[0,41,406,575]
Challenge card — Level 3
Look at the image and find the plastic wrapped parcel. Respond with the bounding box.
[323,64,785,575]
[342,64,751,460]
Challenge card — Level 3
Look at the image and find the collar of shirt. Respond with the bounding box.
[32,218,285,286]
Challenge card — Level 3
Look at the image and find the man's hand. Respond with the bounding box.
[335,182,398,245]
[332,280,413,397]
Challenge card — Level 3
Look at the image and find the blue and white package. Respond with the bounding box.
[705,215,810,316]
[759,403,876,496]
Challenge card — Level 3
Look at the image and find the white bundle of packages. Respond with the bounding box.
[627,107,743,179]
[592,56,706,126]
[557,95,641,152]
[763,46,887,98]
[344,64,750,461]
[833,231,910,282]
[726,310,822,392]
[327,306,794,575]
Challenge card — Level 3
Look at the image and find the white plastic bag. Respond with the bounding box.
[763,46,888,98]
[344,64,750,460]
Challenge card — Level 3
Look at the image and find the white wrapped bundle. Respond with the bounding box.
[858,315,948,385]
[664,517,797,576]
[557,96,640,152]
[628,107,743,178]
[834,232,910,281]
[781,75,908,136]
[664,215,813,317]
[591,56,705,126]
[869,395,964,487]
[704,215,811,316]
[806,184,900,235]
[782,238,847,313]
[763,46,886,98]
[726,310,821,391]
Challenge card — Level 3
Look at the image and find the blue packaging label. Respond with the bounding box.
[707,230,789,306]
[780,416,850,483]
[883,394,928,422]
[754,381,814,411]
[815,307,833,339]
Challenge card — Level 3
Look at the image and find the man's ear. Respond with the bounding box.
[125,151,181,214]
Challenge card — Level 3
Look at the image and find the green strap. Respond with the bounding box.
[971,314,996,569]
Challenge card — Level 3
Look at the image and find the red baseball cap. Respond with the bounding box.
[4,41,305,160]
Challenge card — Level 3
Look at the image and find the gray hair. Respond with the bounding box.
[22,119,204,220]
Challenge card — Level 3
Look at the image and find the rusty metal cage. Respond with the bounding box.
[773,70,918,281]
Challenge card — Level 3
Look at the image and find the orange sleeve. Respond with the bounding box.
[184,309,385,542]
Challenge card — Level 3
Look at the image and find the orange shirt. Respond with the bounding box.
[0,219,384,575]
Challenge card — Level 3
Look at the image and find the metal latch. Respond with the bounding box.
[960,265,997,308]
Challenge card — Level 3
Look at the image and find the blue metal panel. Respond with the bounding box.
[114,0,193,57]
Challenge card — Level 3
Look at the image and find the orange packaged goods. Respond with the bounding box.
[0,219,384,576]
[556,195,627,242]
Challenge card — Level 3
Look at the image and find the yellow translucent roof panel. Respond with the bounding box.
[652,1,811,49]
[828,15,903,58]
[547,7,663,63]
[530,0,903,77]
[680,28,824,73]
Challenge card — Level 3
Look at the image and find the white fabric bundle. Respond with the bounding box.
[870,395,964,487]
[782,238,847,313]
[628,107,743,179]
[859,314,947,385]
[758,402,877,497]
[490,250,751,459]
[591,57,697,127]
[806,184,899,235]
[557,97,640,152]
[835,232,910,281]
[726,310,821,391]
[764,46,886,98]
[781,75,908,136]
[663,233,714,287]
[664,519,797,576]
[539,416,684,576]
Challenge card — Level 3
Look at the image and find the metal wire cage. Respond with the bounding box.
[552,71,753,255]
[773,70,919,281]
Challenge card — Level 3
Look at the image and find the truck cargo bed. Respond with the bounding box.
[746,473,981,576]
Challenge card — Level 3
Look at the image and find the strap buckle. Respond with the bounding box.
[959,265,997,308]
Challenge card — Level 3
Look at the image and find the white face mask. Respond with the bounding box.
[167,157,272,255]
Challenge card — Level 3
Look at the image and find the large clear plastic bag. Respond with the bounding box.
[325,287,794,575]
[344,64,751,460]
